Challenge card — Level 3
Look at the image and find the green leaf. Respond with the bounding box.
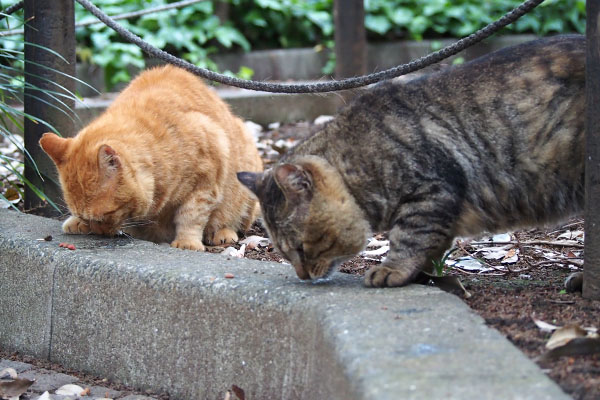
[390,8,414,26]
[214,26,251,51]
[365,15,392,35]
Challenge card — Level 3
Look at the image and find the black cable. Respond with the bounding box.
[0,1,23,22]
[57,0,547,93]
[75,0,546,93]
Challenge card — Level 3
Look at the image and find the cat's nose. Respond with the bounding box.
[293,263,310,280]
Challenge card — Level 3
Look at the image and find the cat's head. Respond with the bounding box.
[238,156,370,280]
[39,132,153,235]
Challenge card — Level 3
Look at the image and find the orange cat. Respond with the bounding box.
[40,65,262,251]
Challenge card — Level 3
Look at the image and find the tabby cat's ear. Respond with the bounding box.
[237,171,261,196]
[274,163,313,200]
[98,144,121,177]
[39,132,71,166]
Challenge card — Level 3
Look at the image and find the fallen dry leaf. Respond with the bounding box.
[36,392,50,400]
[55,383,85,396]
[532,316,560,333]
[239,235,270,249]
[546,325,588,350]
[539,336,600,364]
[221,245,246,258]
[0,369,17,380]
[231,384,245,400]
[0,378,34,399]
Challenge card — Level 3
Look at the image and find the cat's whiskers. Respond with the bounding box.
[120,220,157,228]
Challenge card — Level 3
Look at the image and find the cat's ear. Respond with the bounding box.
[237,171,261,196]
[274,163,313,200]
[39,132,71,166]
[98,144,121,177]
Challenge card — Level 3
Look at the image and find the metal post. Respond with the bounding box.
[584,0,600,300]
[23,0,76,215]
[333,0,367,79]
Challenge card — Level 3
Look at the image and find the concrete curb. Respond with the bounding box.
[0,209,569,399]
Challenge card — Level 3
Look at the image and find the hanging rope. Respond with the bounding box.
[2,0,548,93]
[74,0,546,93]
[0,1,23,22]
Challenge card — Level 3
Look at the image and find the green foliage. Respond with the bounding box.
[0,0,587,89]
[363,0,586,41]
[0,12,80,211]
[228,0,333,49]
[432,247,457,276]
[75,0,253,87]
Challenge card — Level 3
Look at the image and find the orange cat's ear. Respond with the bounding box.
[98,144,121,177]
[39,132,71,166]
[237,171,261,196]
[274,164,313,201]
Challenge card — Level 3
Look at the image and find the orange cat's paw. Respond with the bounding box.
[364,265,418,288]
[62,216,91,234]
[210,228,238,245]
[171,238,205,251]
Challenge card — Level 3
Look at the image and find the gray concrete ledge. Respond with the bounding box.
[75,86,353,128]
[0,209,569,399]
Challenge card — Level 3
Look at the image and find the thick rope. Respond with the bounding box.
[3,0,547,92]
[0,1,23,22]
[75,0,546,93]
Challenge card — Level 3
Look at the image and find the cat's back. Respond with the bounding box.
[293,34,585,158]
[109,64,231,120]
[364,34,585,117]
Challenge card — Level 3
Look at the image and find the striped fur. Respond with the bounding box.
[238,35,586,287]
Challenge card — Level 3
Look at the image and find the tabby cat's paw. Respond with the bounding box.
[364,265,419,288]
[210,228,238,245]
[171,238,205,251]
[62,216,91,234]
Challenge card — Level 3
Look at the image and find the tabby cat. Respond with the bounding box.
[238,35,585,287]
[41,65,262,251]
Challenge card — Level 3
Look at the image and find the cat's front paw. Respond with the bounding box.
[364,265,419,288]
[62,216,91,234]
[171,238,205,251]
[209,228,238,245]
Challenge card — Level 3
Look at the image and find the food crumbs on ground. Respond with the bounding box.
[224,273,235,279]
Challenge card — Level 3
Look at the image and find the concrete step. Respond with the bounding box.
[75,83,353,129]
[0,209,569,399]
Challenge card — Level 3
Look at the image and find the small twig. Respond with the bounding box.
[469,240,584,248]
[452,267,505,276]
[548,299,576,305]
[530,258,584,268]
[456,241,507,275]
[547,220,584,234]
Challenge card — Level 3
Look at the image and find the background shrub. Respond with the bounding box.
[0,0,587,88]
